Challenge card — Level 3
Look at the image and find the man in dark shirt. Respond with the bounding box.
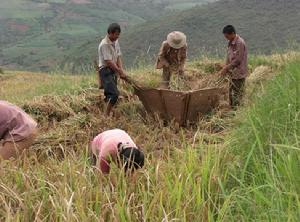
[219,25,248,108]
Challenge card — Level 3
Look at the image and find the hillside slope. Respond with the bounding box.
[121,0,300,65]
[1,52,299,221]
[67,0,300,69]
[0,0,212,71]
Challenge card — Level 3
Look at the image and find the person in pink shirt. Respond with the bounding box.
[90,129,144,174]
[0,100,38,160]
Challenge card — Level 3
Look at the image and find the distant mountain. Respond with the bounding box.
[66,0,300,71]
[0,0,212,71]
[120,0,300,66]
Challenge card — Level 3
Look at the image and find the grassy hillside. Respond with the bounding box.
[119,0,300,66]
[0,0,212,72]
[224,59,300,220]
[1,52,299,221]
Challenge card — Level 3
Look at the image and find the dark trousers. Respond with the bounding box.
[229,78,245,108]
[99,67,119,105]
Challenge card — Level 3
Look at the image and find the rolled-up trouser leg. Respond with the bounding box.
[161,67,171,88]
[229,78,245,108]
[0,129,38,160]
[100,67,119,105]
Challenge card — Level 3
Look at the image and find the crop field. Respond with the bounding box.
[0,53,299,221]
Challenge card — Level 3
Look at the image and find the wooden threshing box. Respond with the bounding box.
[135,87,229,126]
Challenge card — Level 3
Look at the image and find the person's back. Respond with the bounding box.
[0,101,37,142]
[0,100,37,160]
[92,129,136,158]
[91,129,144,174]
[156,31,187,88]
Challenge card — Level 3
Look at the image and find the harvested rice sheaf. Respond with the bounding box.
[24,68,232,161]
[132,68,228,91]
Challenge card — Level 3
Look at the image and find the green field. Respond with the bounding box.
[0,52,299,221]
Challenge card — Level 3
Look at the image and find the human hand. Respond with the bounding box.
[179,69,184,76]
[118,70,127,80]
[219,66,229,76]
[164,62,170,68]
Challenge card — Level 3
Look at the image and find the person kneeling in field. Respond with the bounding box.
[90,129,144,174]
[156,31,187,89]
[0,100,38,161]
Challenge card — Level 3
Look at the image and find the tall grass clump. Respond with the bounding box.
[224,61,300,221]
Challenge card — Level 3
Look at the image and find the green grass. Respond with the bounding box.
[0,54,299,221]
[222,61,300,220]
[0,71,94,104]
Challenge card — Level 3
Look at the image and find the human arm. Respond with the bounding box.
[179,46,187,74]
[117,56,123,70]
[220,42,245,76]
[105,60,127,79]
[157,42,170,68]
[101,44,126,79]
[99,157,111,174]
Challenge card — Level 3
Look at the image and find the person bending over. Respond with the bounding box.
[156,31,187,89]
[0,100,38,160]
[90,129,144,174]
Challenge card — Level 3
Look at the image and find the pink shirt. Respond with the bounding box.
[91,129,136,173]
[0,101,37,142]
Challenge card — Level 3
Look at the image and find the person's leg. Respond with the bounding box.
[236,79,246,106]
[161,67,171,89]
[88,143,98,166]
[100,68,119,116]
[230,79,245,108]
[105,102,114,116]
[98,70,104,89]
[0,130,37,160]
[0,142,18,160]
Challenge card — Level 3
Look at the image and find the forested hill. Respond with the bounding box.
[0,0,212,71]
[118,0,300,66]
[2,0,300,72]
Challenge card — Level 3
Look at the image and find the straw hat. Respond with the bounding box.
[167,31,187,49]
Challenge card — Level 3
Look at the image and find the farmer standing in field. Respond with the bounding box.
[0,100,38,161]
[156,31,187,89]
[98,23,127,116]
[219,25,248,108]
[90,129,144,174]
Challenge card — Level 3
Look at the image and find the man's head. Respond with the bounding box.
[223,25,236,41]
[107,23,121,42]
[118,143,145,172]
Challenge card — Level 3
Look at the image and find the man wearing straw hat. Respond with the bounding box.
[156,31,187,89]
